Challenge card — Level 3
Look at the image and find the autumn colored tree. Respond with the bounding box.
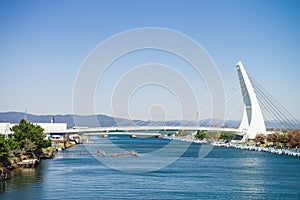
[255,133,266,144]
[267,132,282,146]
[286,130,300,148]
[267,132,279,146]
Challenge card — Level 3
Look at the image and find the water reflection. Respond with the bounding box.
[0,160,46,196]
[231,157,267,198]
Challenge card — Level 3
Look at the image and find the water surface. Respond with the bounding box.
[1,136,299,199]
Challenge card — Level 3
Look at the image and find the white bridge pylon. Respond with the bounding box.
[236,61,266,141]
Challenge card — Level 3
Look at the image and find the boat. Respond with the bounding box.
[110,151,139,157]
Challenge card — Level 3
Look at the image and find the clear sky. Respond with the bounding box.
[1,0,300,121]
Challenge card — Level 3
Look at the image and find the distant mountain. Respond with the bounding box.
[0,112,119,128]
[0,112,299,129]
[0,112,235,128]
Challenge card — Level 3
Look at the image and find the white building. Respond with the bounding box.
[0,122,67,136]
[34,123,67,133]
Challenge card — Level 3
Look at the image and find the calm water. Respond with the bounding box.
[1,135,300,200]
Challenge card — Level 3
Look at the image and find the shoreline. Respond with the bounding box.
[162,136,300,157]
[0,142,76,182]
[212,142,300,157]
[0,148,55,182]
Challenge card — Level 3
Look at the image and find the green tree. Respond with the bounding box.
[24,138,37,152]
[219,133,233,141]
[42,138,52,148]
[0,134,8,158]
[195,131,207,140]
[5,134,20,152]
[10,119,51,153]
[278,134,286,146]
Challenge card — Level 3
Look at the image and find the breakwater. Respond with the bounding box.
[212,142,300,157]
[163,136,300,157]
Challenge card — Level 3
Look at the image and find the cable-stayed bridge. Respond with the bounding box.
[47,61,299,141]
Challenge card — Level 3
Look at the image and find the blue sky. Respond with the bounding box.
[0,0,299,120]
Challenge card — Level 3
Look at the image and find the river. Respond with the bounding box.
[1,135,300,199]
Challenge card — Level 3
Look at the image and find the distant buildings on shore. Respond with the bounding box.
[0,122,67,135]
[0,116,68,142]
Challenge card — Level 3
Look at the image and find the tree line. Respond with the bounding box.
[255,130,300,148]
[192,130,300,148]
[194,131,233,141]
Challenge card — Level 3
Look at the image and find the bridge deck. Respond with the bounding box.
[46,126,244,136]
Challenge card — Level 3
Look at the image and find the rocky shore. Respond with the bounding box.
[0,158,12,181]
[0,147,57,182]
[0,141,79,182]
